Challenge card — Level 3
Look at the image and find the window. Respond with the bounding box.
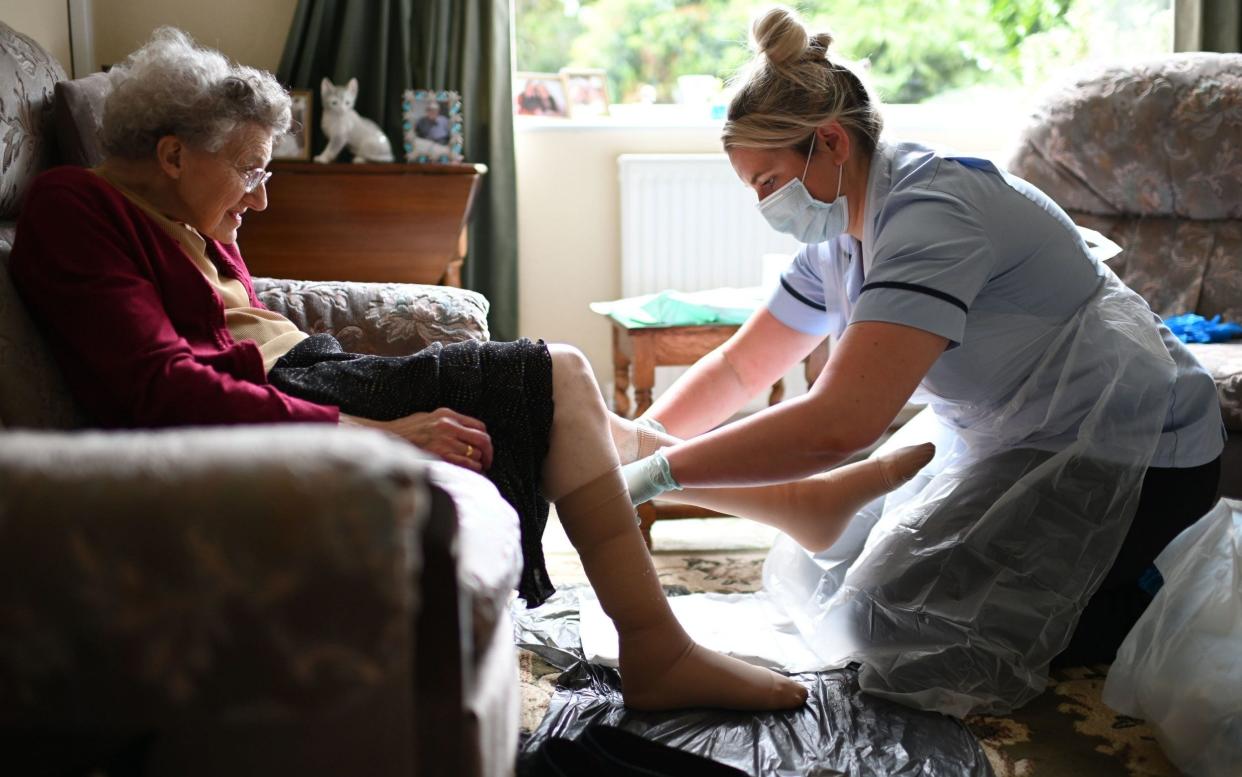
[515,0,1174,113]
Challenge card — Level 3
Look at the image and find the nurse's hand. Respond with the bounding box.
[341,408,494,471]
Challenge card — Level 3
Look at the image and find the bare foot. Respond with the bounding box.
[619,632,808,711]
[772,442,937,553]
[875,442,936,490]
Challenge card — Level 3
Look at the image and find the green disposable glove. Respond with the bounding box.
[622,449,682,506]
[634,415,667,434]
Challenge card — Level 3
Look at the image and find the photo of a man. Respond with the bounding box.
[415,100,452,144]
[402,89,464,163]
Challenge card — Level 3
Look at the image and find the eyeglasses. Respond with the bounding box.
[238,167,273,193]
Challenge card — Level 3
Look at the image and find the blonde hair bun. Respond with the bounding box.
[725,4,881,157]
[752,6,832,66]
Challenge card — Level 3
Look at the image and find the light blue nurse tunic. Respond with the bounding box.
[766,141,1224,467]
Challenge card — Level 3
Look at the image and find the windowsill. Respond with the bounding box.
[515,101,1028,161]
[514,106,725,131]
[514,100,1029,130]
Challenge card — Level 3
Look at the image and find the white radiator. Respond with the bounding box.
[617,154,801,297]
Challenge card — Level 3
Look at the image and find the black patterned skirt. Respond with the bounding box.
[269,333,556,606]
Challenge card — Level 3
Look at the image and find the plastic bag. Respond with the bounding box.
[513,588,993,777]
[1102,498,1242,777]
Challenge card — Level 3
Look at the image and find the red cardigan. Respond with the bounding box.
[9,166,339,428]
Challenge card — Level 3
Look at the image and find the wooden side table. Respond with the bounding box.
[239,161,486,287]
[610,321,784,418]
[607,318,785,546]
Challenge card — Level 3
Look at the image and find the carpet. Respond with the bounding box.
[518,548,1180,777]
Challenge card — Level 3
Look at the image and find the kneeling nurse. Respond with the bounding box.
[623,6,1225,716]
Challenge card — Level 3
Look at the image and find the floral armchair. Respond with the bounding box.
[0,21,520,777]
[1009,53,1242,496]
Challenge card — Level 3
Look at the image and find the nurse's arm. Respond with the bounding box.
[664,321,948,487]
[641,308,825,438]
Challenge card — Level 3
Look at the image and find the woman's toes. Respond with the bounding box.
[772,675,809,708]
[878,442,935,489]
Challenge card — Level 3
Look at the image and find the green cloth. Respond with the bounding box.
[278,0,519,341]
[1176,0,1242,52]
[590,287,764,329]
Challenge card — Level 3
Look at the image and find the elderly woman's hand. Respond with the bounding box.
[341,408,493,472]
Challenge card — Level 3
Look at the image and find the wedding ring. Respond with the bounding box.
[465,444,474,459]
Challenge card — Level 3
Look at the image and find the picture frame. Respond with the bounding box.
[561,68,610,118]
[513,72,571,118]
[272,89,312,160]
[402,89,464,164]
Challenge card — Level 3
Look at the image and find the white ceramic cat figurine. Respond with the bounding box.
[314,77,394,163]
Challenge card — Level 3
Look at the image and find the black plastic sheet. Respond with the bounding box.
[514,588,993,777]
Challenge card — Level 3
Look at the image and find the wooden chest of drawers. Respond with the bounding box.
[238,161,486,287]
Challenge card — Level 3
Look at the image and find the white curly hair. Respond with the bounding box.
[100,27,291,159]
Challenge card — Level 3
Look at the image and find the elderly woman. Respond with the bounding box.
[9,28,938,713]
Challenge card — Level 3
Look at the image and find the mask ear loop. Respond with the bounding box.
[800,137,816,181]
[805,134,846,202]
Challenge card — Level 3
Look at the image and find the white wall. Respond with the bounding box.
[91,0,297,72]
[1,0,298,76]
[0,0,71,74]
[515,117,727,392]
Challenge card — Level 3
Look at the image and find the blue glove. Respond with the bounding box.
[1165,313,1242,344]
[622,449,682,506]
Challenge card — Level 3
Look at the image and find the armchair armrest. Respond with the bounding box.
[0,425,435,774]
[253,278,490,356]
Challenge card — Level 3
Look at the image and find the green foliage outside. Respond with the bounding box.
[515,0,1170,105]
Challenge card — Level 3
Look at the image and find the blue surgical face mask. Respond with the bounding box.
[756,140,848,244]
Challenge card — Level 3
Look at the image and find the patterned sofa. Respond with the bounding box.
[1009,53,1242,496]
[0,22,521,777]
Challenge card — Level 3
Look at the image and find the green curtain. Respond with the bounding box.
[1175,0,1242,52]
[278,0,519,341]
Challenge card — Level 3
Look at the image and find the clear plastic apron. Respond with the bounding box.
[763,158,1176,715]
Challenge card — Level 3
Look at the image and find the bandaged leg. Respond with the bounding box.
[555,466,807,711]
[547,346,805,711]
[610,414,933,553]
[607,414,665,462]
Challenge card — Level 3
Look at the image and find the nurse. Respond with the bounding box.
[622,6,1225,715]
